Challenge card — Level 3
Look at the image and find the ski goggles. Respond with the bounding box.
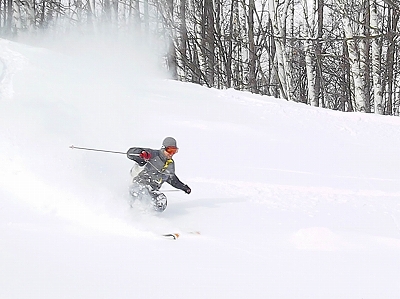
[165,146,179,155]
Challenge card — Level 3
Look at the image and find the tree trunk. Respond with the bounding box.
[385,7,399,115]
[248,0,257,93]
[225,0,237,88]
[315,0,324,107]
[166,0,178,79]
[342,15,367,112]
[359,0,371,112]
[343,35,354,112]
[179,0,188,80]
[370,0,384,114]
[302,0,318,107]
[13,0,22,33]
[204,0,215,87]
[268,0,291,100]
[6,0,13,34]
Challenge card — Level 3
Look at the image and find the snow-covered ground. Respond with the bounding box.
[1,37,400,299]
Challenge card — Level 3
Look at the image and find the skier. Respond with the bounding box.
[126,137,191,212]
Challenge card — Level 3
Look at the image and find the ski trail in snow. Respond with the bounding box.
[0,39,28,99]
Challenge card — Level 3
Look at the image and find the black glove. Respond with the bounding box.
[183,185,191,194]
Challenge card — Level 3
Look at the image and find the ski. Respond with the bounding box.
[162,231,200,240]
[162,233,180,240]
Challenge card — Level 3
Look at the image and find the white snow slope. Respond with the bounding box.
[1,37,400,299]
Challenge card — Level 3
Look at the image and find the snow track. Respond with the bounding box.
[0,39,28,99]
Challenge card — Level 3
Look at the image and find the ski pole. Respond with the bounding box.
[70,145,167,176]
[69,145,126,155]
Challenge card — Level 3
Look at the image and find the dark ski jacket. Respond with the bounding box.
[127,147,188,192]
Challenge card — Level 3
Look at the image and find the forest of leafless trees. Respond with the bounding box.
[1,0,399,114]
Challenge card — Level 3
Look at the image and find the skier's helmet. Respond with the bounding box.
[162,137,178,149]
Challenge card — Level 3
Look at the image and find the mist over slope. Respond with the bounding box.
[1,37,400,299]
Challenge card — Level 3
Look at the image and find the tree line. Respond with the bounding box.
[1,0,399,115]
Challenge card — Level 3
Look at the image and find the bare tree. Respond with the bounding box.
[370,0,384,114]
[301,0,318,106]
[2,0,400,117]
[268,0,293,100]
[338,0,368,112]
[384,5,399,114]
[247,0,256,92]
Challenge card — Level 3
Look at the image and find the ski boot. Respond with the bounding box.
[129,182,148,207]
[150,191,167,212]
